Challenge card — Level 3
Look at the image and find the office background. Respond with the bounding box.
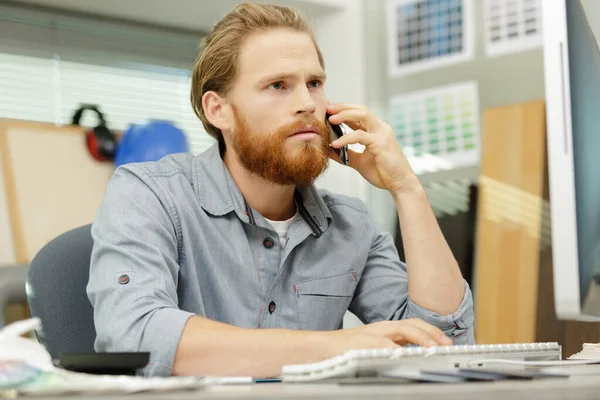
[1,0,599,357]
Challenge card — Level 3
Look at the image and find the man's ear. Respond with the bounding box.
[202,91,231,131]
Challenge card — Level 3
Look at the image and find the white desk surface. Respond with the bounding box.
[22,366,600,400]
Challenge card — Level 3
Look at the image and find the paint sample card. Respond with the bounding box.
[389,81,480,167]
[483,0,543,57]
[386,0,474,77]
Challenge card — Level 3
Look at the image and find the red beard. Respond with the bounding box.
[231,107,330,186]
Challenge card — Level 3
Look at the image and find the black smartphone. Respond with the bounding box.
[326,113,349,165]
[59,352,150,375]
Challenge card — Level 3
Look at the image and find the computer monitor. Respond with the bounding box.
[542,0,600,321]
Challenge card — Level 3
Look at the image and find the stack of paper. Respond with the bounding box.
[0,318,210,396]
[568,343,600,360]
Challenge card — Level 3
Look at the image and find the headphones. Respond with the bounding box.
[71,104,116,162]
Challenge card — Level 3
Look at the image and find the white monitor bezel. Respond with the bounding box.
[541,0,583,320]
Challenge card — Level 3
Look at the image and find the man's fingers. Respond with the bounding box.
[327,102,364,112]
[408,319,452,346]
[382,339,402,349]
[380,320,451,347]
[327,109,370,131]
[388,324,439,348]
[331,129,374,149]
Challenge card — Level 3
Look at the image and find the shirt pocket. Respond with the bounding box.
[294,271,358,331]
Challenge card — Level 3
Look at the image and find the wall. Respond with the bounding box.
[363,0,547,238]
[313,0,372,206]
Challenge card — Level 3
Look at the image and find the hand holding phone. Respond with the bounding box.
[326,113,349,165]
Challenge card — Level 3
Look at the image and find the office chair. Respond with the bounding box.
[26,224,97,359]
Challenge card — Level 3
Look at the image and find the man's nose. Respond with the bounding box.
[294,86,316,115]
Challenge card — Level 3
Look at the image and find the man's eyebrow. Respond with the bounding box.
[258,72,327,84]
[310,72,327,81]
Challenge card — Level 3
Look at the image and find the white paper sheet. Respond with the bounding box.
[0,318,250,397]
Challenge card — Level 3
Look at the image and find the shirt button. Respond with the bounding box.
[263,237,274,249]
[268,301,276,314]
[118,274,130,285]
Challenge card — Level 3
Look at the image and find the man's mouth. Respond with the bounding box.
[289,126,320,140]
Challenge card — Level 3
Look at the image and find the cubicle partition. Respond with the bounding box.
[0,119,115,326]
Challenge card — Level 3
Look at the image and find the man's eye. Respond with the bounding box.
[308,80,322,88]
[269,81,284,90]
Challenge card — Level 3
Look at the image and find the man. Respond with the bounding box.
[87,2,474,378]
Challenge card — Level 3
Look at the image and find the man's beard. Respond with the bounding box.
[231,107,330,186]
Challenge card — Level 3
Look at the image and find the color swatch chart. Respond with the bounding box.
[483,0,542,57]
[396,0,464,65]
[387,0,474,76]
[389,81,480,167]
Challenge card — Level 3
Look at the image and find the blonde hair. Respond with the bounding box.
[190,1,325,144]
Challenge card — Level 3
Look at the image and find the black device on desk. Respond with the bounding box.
[59,352,150,375]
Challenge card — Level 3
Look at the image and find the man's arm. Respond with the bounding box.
[347,207,474,345]
[173,316,451,377]
[393,182,465,315]
[173,317,323,377]
[328,101,473,341]
[87,165,194,377]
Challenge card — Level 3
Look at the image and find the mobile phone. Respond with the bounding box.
[326,113,349,165]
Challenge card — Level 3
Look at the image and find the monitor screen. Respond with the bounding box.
[542,0,600,320]
[566,0,600,316]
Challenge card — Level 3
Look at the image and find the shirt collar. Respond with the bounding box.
[192,143,332,236]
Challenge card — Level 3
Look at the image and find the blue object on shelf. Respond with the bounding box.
[114,120,189,168]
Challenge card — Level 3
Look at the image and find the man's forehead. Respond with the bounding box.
[238,30,323,79]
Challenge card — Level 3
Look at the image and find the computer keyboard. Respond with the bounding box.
[282,342,562,382]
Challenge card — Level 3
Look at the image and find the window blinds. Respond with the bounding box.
[0,4,215,155]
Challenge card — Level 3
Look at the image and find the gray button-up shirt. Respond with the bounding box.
[87,144,475,377]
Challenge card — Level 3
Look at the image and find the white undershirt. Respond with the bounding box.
[265,211,298,254]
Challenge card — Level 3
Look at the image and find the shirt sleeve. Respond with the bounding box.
[86,165,195,377]
[348,224,475,345]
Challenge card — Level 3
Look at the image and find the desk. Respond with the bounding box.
[21,372,600,400]
[205,377,600,400]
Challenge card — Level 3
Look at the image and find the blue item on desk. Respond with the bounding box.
[114,120,189,168]
[255,377,282,383]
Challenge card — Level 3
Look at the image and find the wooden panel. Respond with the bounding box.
[474,101,547,344]
[0,141,16,266]
[0,119,115,263]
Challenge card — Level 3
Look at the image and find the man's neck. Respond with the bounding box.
[223,149,297,221]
